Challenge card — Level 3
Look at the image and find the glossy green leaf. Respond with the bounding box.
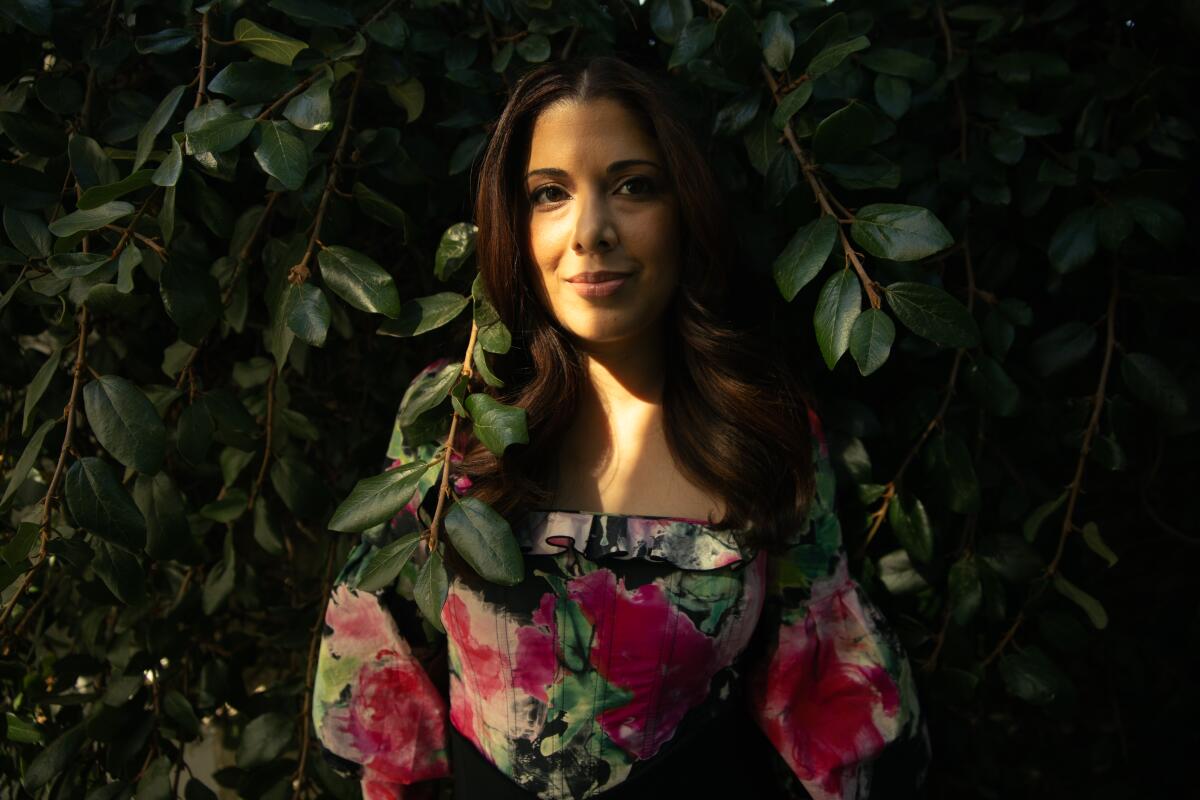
[269,456,329,520]
[282,75,333,131]
[133,84,186,172]
[859,48,936,82]
[207,61,295,104]
[761,11,794,71]
[888,491,933,563]
[848,308,895,376]
[254,120,307,190]
[48,201,134,237]
[353,181,415,241]
[235,712,294,768]
[328,459,438,533]
[851,204,954,261]
[185,113,256,155]
[464,393,529,456]
[233,19,308,65]
[415,549,449,633]
[1080,521,1118,567]
[317,245,401,317]
[76,169,154,209]
[1120,352,1189,417]
[399,361,461,428]
[1000,647,1069,705]
[772,81,813,130]
[22,721,87,791]
[773,215,837,302]
[133,472,199,563]
[285,282,331,346]
[806,35,870,78]
[1,419,56,509]
[355,533,422,592]
[445,497,524,586]
[82,374,167,475]
[1023,491,1066,542]
[268,0,355,27]
[64,457,147,552]
[377,292,470,338]
[92,540,146,605]
[650,0,693,45]
[434,222,478,281]
[813,101,875,164]
[1031,322,1096,376]
[1053,572,1108,629]
[813,269,861,369]
[668,18,716,70]
[135,28,195,54]
[4,206,51,258]
[151,137,183,187]
[1048,207,1099,273]
[68,135,119,191]
[884,282,979,348]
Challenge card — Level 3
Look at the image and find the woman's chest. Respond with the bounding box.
[437,549,768,797]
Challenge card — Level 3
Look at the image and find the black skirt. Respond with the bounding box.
[449,700,794,799]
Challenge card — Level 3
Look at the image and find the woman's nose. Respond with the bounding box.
[572,190,616,253]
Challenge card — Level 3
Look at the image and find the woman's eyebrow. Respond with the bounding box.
[525,159,663,181]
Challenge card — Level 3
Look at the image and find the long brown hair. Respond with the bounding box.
[453,54,816,552]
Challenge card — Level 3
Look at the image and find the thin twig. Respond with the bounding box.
[195,12,211,109]
[247,364,277,512]
[426,321,479,553]
[0,305,91,631]
[982,261,1119,667]
[289,61,368,285]
[290,539,337,799]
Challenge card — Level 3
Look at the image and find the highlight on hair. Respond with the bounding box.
[451,54,817,551]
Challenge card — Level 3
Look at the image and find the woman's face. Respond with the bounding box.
[523,97,681,349]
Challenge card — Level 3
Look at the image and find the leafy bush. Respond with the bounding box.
[1,0,1194,797]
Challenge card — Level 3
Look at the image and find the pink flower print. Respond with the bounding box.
[442,592,505,700]
[513,592,558,703]
[348,651,451,785]
[567,570,718,759]
[751,581,903,800]
[319,585,449,788]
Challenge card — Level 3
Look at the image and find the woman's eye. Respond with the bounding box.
[619,176,655,195]
[531,186,566,204]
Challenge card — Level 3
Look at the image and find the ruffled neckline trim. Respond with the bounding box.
[517,508,754,571]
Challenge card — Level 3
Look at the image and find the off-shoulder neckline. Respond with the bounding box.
[527,507,719,528]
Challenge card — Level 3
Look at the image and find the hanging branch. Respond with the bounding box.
[175,191,281,393]
[0,305,90,631]
[981,262,1120,668]
[291,539,337,800]
[425,321,480,553]
[699,0,883,309]
[289,60,368,286]
[194,11,211,108]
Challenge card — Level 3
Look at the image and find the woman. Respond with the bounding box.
[312,56,931,800]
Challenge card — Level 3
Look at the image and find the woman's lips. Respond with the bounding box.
[567,274,631,298]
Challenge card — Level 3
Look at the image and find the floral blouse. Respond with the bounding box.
[312,359,930,800]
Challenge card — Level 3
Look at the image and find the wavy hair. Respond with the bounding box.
[452,54,816,551]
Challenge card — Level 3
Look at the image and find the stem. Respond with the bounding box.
[0,304,91,631]
[426,321,480,553]
[289,61,367,286]
[981,261,1119,667]
[194,12,210,109]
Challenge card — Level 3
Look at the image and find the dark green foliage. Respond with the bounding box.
[0,1,1194,798]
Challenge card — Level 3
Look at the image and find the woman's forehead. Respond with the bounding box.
[526,98,661,168]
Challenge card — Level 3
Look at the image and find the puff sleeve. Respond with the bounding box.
[311,358,466,799]
[747,407,931,800]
